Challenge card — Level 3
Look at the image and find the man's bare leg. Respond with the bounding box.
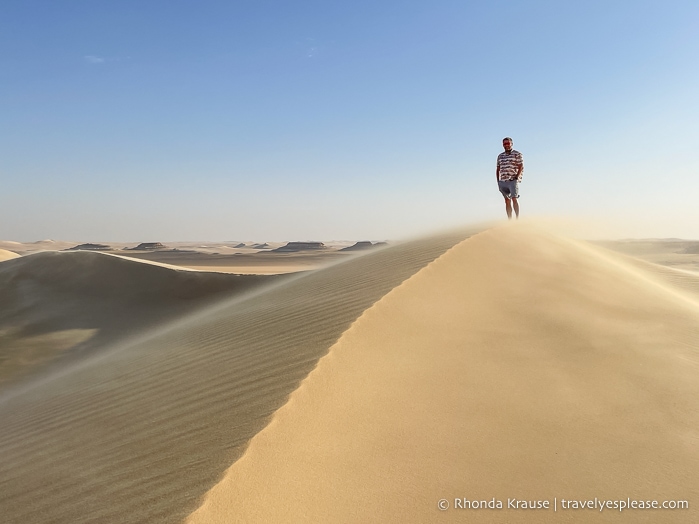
[512,197,519,219]
[504,196,512,219]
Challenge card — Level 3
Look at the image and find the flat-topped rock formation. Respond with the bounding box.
[272,242,326,252]
[131,242,167,250]
[252,243,270,249]
[66,243,112,251]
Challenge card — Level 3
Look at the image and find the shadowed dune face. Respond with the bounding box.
[0,251,282,386]
[120,248,349,274]
[0,227,480,524]
[186,224,699,524]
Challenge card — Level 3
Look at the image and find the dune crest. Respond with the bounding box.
[187,224,699,524]
[0,227,478,524]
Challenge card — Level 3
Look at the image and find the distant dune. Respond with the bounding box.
[0,249,20,262]
[0,226,479,524]
[0,239,385,274]
[340,241,381,251]
[0,250,281,387]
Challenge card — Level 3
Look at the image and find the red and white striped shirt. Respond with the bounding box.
[497,149,524,181]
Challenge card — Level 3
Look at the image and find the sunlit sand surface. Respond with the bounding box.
[0,228,478,523]
[186,224,699,524]
[0,248,21,262]
[1,223,698,523]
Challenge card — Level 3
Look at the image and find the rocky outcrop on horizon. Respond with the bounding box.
[131,242,167,250]
[66,243,112,251]
[272,242,326,252]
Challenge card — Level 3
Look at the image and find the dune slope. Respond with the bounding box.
[0,227,479,524]
[0,251,279,387]
[186,224,699,524]
[0,249,20,262]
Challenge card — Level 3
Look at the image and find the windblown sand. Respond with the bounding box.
[0,250,280,387]
[0,227,477,523]
[186,224,699,524]
[1,223,697,523]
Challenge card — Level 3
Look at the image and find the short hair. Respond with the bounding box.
[503,137,513,143]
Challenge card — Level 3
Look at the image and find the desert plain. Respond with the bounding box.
[1,221,698,523]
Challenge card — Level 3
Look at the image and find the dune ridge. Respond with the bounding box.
[0,227,481,524]
[186,224,699,523]
[0,249,20,262]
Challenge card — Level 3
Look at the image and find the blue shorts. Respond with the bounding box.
[498,180,520,199]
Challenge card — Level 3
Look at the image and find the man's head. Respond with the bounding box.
[502,137,513,152]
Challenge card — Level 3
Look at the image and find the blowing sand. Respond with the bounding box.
[1,223,697,524]
[186,224,699,524]
[0,250,281,387]
[0,227,477,524]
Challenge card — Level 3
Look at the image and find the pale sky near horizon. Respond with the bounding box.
[2,1,698,242]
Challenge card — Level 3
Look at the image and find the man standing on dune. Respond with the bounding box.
[496,137,524,219]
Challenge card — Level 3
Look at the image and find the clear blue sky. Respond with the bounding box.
[2,0,698,241]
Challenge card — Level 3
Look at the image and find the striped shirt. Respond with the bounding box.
[497,149,524,181]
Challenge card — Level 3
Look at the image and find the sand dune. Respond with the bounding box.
[120,248,350,274]
[0,227,478,524]
[0,239,77,254]
[0,240,350,274]
[0,248,20,262]
[0,250,281,387]
[186,224,699,524]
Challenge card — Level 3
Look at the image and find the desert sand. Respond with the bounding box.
[0,248,21,262]
[595,238,699,274]
[0,239,365,274]
[1,223,698,523]
[0,250,283,388]
[0,226,477,523]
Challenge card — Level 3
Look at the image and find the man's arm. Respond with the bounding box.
[496,164,500,181]
[516,152,523,180]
